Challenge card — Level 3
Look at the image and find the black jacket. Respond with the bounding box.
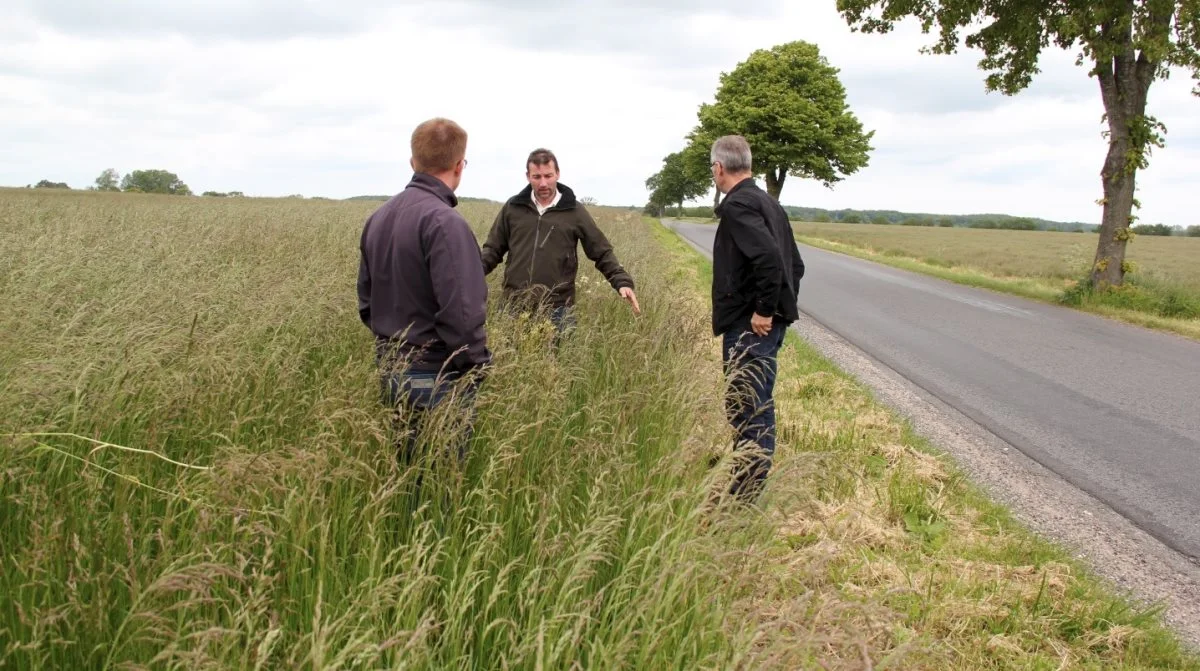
[357,173,491,372]
[711,178,805,336]
[481,183,633,309]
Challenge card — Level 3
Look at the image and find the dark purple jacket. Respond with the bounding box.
[357,173,491,372]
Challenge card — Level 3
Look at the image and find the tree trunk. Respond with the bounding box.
[763,167,786,200]
[1093,114,1137,288]
[1089,11,1164,289]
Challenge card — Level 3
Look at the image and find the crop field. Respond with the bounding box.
[792,222,1200,290]
[791,221,1200,336]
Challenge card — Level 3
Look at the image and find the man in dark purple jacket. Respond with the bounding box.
[357,118,491,465]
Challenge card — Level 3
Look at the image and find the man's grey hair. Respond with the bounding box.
[710,135,752,173]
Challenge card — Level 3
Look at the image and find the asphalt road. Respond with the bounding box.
[672,220,1200,561]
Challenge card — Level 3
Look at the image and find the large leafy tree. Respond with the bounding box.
[694,40,874,200]
[682,130,725,211]
[120,169,192,196]
[644,146,711,215]
[838,0,1200,288]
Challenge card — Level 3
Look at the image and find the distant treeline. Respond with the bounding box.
[671,204,1200,236]
[674,204,1095,232]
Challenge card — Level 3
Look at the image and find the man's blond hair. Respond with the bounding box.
[411,118,467,173]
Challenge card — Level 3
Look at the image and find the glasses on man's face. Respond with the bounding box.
[462,158,469,168]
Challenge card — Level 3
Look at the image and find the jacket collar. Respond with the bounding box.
[509,182,578,211]
[714,177,757,216]
[407,172,458,207]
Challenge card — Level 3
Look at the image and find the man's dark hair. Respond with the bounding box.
[526,148,559,174]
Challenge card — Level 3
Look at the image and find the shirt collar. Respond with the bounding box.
[532,188,561,215]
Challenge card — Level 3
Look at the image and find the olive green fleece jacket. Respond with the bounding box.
[481,183,634,309]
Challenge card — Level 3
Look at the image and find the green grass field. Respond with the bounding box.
[1,189,1196,668]
[792,222,1200,339]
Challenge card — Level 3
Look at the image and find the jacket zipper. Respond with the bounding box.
[529,212,542,283]
[528,204,562,282]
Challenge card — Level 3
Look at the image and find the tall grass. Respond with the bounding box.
[0,189,774,668]
[1060,272,1200,320]
[5,191,1197,669]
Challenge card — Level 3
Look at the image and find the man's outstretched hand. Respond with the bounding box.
[619,287,641,316]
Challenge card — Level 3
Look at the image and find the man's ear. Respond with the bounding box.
[410,157,416,172]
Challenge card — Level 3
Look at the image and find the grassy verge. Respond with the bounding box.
[655,219,1199,668]
[795,234,1200,341]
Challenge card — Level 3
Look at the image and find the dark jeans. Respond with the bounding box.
[549,306,575,343]
[721,320,787,502]
[380,367,481,467]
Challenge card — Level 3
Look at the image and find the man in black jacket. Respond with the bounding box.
[709,135,805,502]
[357,117,491,465]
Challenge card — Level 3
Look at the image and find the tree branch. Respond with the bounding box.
[1134,0,1174,99]
[1114,8,1139,118]
[1095,18,1121,120]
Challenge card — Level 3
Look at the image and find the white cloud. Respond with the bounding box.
[2,2,1197,226]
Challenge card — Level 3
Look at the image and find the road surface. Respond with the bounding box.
[672,220,1200,561]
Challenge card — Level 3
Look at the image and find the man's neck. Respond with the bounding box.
[722,173,752,193]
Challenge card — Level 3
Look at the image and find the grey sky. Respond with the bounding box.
[3,2,1198,226]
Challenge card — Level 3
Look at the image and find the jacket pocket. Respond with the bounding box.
[562,248,578,276]
[714,270,737,297]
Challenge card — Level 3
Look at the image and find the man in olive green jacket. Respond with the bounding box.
[481,148,640,330]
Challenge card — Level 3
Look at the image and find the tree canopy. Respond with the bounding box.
[645,145,712,215]
[693,40,874,199]
[93,169,120,192]
[120,169,192,196]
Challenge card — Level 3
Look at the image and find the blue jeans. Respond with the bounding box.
[721,320,787,501]
[380,367,480,466]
